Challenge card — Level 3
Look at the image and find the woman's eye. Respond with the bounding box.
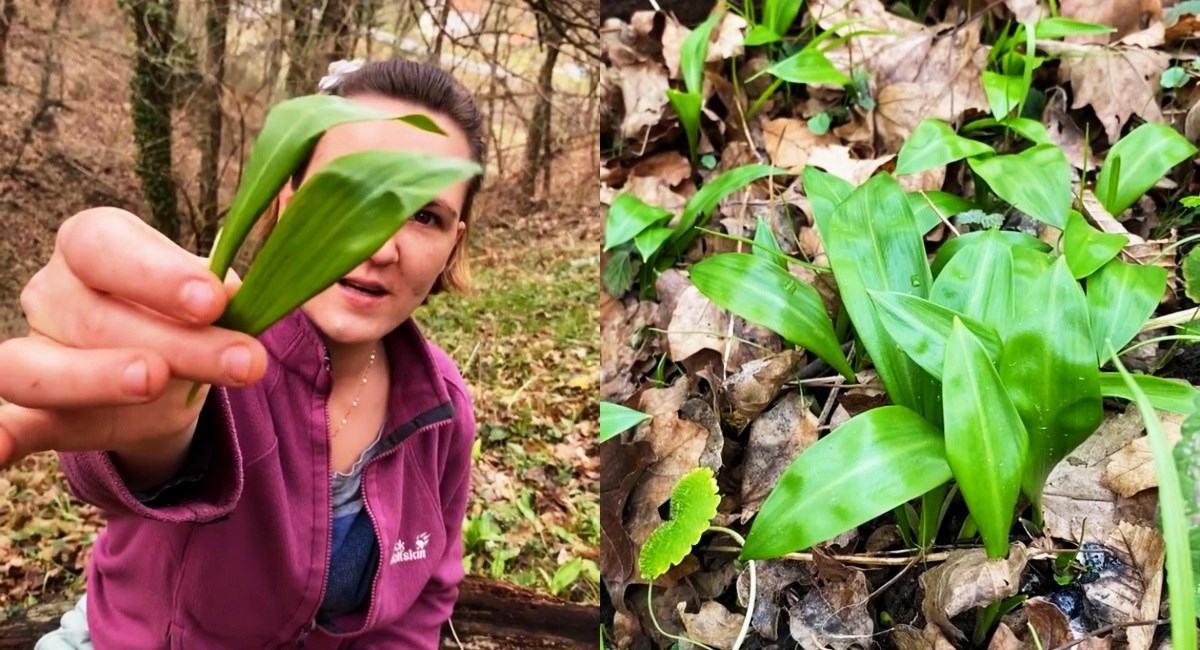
[413,210,439,225]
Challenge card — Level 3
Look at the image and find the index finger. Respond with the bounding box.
[57,208,227,325]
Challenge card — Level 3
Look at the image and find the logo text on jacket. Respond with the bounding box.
[390,532,430,565]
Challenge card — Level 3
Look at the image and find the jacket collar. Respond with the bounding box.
[258,309,454,434]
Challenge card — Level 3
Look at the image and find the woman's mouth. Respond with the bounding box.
[337,278,388,296]
[336,278,390,307]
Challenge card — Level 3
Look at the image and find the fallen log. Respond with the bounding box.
[0,576,598,650]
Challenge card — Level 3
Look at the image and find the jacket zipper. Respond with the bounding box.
[295,347,336,647]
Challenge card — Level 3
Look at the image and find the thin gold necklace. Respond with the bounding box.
[331,348,377,438]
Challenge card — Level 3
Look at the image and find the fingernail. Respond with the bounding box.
[221,346,252,384]
[180,280,215,321]
[121,359,150,397]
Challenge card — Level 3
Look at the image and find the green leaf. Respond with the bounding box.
[765,47,851,86]
[602,247,636,296]
[1010,243,1055,299]
[1087,259,1168,361]
[961,117,1052,145]
[1184,247,1200,303]
[906,191,974,234]
[663,164,782,262]
[634,226,674,262]
[943,318,1029,559]
[1110,353,1197,650]
[666,89,703,164]
[982,71,1027,121]
[870,291,1004,381]
[1033,17,1115,39]
[1062,210,1127,279]
[742,406,952,559]
[763,0,804,41]
[801,166,855,225]
[930,229,1050,276]
[639,467,721,579]
[1096,122,1198,217]
[930,229,1015,336]
[896,119,994,176]
[690,253,855,380]
[1161,66,1190,89]
[998,258,1103,512]
[600,402,652,443]
[550,557,583,595]
[807,111,832,135]
[605,193,673,251]
[207,95,418,282]
[1099,373,1198,415]
[744,24,782,46]
[752,217,786,268]
[969,144,1072,228]
[1175,394,1200,609]
[814,173,940,422]
[680,11,722,95]
[219,150,480,335]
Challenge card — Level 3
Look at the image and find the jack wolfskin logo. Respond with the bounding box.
[390,532,430,565]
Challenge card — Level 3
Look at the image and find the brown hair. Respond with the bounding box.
[256,59,487,294]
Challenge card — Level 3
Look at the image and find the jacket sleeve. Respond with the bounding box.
[55,387,244,523]
[351,381,476,649]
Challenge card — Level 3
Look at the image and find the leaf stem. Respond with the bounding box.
[644,583,717,650]
[694,227,830,271]
[1118,334,1200,357]
[708,526,755,650]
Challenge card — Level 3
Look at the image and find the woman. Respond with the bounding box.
[2,59,485,648]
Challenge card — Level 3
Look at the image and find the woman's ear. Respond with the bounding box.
[278,180,297,216]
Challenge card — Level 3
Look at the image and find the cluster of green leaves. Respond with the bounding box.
[602,163,780,297]
[730,168,1198,562]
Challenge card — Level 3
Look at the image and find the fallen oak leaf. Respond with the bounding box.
[920,544,1029,642]
[678,600,746,650]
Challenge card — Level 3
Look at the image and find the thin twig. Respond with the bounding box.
[704,545,1062,566]
[1048,619,1168,650]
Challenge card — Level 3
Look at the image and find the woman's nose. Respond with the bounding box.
[368,237,400,265]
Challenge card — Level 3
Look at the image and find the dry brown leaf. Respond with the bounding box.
[1081,522,1165,650]
[667,284,731,362]
[600,12,662,68]
[1024,597,1075,649]
[600,438,657,607]
[1060,0,1162,44]
[987,622,1024,650]
[808,145,896,186]
[840,370,889,416]
[1044,87,1102,171]
[723,349,803,430]
[622,173,690,214]
[1057,46,1171,143]
[617,62,672,139]
[600,292,659,404]
[892,624,933,650]
[920,544,1028,642]
[679,600,746,650]
[739,391,820,517]
[737,560,810,641]
[662,13,748,81]
[1042,406,1160,541]
[1102,412,1184,497]
[625,379,704,546]
[897,168,948,193]
[788,563,873,650]
[1005,0,1048,23]
[630,151,693,189]
[681,398,726,475]
[762,117,837,172]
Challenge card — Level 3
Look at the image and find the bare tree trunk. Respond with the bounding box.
[519,2,561,204]
[120,0,181,241]
[284,0,315,96]
[314,0,355,72]
[0,0,15,86]
[286,0,355,97]
[196,0,230,256]
[430,0,452,61]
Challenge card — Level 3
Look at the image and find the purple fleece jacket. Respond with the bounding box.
[57,308,477,648]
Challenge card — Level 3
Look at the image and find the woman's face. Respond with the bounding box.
[280,93,473,347]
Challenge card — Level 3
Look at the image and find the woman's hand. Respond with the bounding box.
[0,207,268,479]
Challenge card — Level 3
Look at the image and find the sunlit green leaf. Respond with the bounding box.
[1010,244,1055,299]
[870,291,1003,381]
[639,467,721,579]
[744,24,782,46]
[999,258,1103,512]
[662,164,782,262]
[1062,210,1127,279]
[807,111,832,135]
[1087,259,1168,361]
[969,144,1072,228]
[742,406,951,559]
[930,229,1015,334]
[766,47,850,86]
[931,229,1050,276]
[605,193,673,251]
[943,318,1028,558]
[1099,373,1198,415]
[896,119,994,176]
[1096,123,1197,217]
[753,217,786,268]
[600,402,652,443]
[220,151,480,335]
[802,166,854,225]
[814,173,941,422]
[634,226,674,261]
[1161,66,1190,89]
[960,117,1052,145]
[690,253,855,380]
[1175,393,1200,608]
[666,89,703,164]
[1033,17,1115,39]
[982,71,1026,121]
[1184,247,1200,303]
[680,11,722,95]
